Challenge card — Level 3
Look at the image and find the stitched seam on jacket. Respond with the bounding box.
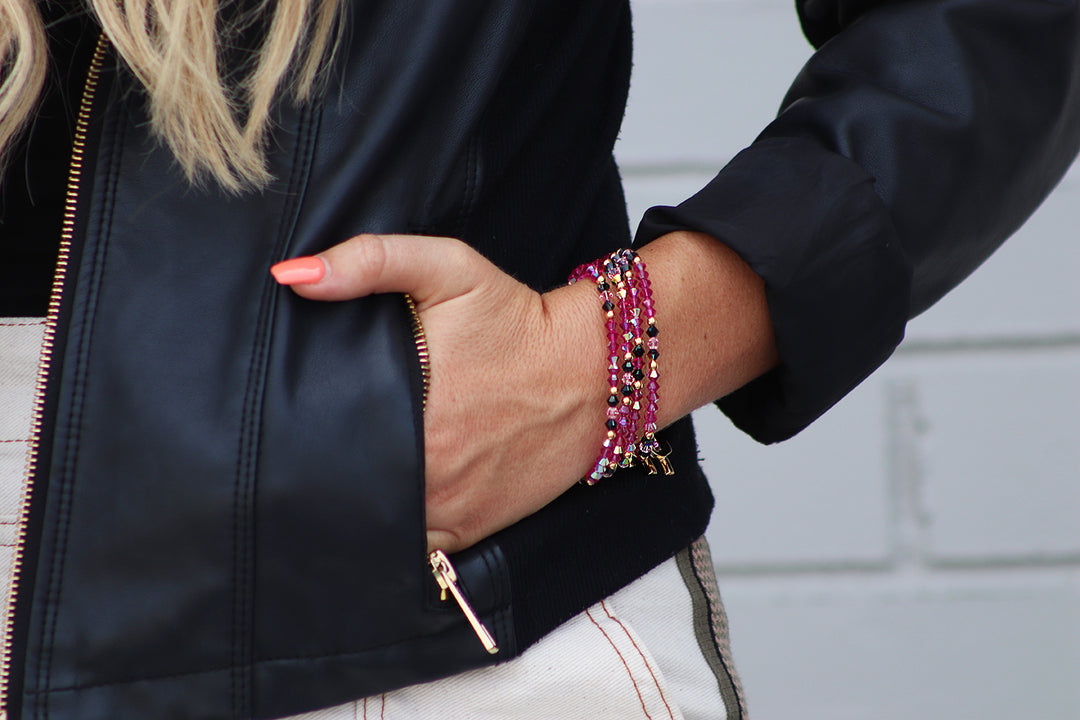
[231,98,321,718]
[454,134,481,239]
[230,113,299,720]
[36,95,126,720]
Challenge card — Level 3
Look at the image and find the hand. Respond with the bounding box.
[273,234,608,553]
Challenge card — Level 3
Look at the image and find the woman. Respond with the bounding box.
[1,0,1078,718]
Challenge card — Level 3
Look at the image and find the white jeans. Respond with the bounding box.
[0,320,746,720]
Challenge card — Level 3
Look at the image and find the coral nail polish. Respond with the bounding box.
[271,256,326,285]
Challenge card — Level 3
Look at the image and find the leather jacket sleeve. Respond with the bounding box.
[636,0,1080,443]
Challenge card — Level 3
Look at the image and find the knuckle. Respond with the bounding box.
[352,233,389,281]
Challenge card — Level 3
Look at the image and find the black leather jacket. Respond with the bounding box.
[7,1,1080,718]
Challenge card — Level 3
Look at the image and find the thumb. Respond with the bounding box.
[271,233,484,307]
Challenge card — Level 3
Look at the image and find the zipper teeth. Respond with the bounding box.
[0,34,108,716]
[403,294,430,410]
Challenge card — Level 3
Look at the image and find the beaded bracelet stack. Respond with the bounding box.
[570,249,674,484]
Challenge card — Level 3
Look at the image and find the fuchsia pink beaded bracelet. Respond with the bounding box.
[570,249,674,484]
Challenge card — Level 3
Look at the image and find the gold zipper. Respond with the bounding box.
[406,306,495,652]
[428,550,499,654]
[0,33,109,719]
[403,293,430,410]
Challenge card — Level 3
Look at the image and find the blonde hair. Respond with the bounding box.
[0,0,343,192]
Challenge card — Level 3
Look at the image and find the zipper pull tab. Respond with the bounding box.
[428,550,499,655]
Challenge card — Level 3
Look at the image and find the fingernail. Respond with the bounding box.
[271,256,326,285]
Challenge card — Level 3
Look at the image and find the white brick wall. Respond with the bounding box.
[622,1,1080,718]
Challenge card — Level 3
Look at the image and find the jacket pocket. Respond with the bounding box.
[405,293,508,658]
[248,292,512,719]
[253,292,428,659]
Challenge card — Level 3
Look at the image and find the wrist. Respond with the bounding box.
[537,279,612,477]
[564,249,672,480]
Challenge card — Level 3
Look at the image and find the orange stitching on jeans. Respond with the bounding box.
[601,601,676,720]
[586,606,654,719]
[0,321,45,327]
[360,695,384,720]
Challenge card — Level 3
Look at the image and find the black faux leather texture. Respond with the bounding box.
[17,50,500,720]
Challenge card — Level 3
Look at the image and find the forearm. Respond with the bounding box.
[548,230,779,434]
[635,231,778,426]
